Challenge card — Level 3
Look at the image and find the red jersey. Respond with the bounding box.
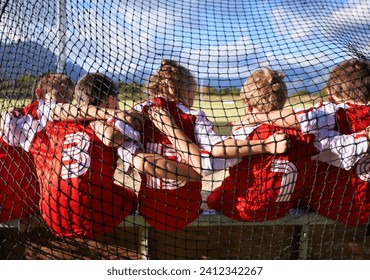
[3,100,137,238]
[0,100,45,223]
[304,159,370,226]
[0,136,39,222]
[207,124,317,222]
[37,121,138,238]
[301,102,370,226]
[133,97,205,231]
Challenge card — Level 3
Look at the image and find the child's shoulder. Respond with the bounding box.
[297,101,348,115]
[132,100,151,111]
[178,103,204,116]
[232,124,260,139]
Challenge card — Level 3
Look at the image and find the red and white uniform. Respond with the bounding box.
[296,101,370,135]
[124,96,229,231]
[207,124,318,221]
[295,102,368,170]
[3,100,138,238]
[39,121,137,238]
[296,102,370,225]
[0,135,39,222]
[0,100,50,223]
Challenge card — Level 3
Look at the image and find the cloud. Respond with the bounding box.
[73,0,361,84]
[0,0,368,92]
[331,1,370,25]
[0,0,54,43]
[272,9,318,41]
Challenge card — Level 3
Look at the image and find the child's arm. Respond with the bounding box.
[148,107,202,175]
[90,120,125,147]
[312,128,369,170]
[0,110,40,150]
[91,115,142,147]
[132,151,202,181]
[118,141,201,181]
[211,132,289,158]
[0,111,7,132]
[236,104,337,134]
[234,108,300,129]
[49,103,142,131]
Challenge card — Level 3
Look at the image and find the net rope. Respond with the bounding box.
[0,0,370,260]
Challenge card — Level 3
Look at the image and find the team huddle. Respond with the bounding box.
[0,57,369,239]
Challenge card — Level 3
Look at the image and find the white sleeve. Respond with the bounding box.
[196,121,258,174]
[313,129,368,170]
[194,111,226,152]
[232,125,259,139]
[201,152,240,176]
[37,100,56,128]
[117,140,143,174]
[2,112,42,151]
[294,103,337,134]
[111,119,141,142]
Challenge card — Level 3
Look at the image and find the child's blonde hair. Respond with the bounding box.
[241,67,288,112]
[35,73,74,102]
[327,58,370,104]
[148,59,197,105]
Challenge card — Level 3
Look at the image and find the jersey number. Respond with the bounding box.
[270,159,297,202]
[356,156,370,182]
[61,132,91,179]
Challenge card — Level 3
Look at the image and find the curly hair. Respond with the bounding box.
[241,67,288,112]
[327,58,370,104]
[147,59,197,105]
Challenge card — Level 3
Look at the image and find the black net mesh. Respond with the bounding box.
[0,0,370,260]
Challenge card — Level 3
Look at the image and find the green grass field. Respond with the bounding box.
[0,98,33,111]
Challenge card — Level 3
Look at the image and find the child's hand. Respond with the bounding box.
[116,109,143,132]
[263,131,289,154]
[148,106,177,136]
[228,117,254,132]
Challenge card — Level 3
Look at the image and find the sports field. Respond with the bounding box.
[1,92,326,137]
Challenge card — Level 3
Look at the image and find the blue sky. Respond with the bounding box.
[1,0,370,93]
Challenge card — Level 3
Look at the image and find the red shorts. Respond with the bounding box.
[0,143,40,222]
[40,181,137,238]
[139,182,202,231]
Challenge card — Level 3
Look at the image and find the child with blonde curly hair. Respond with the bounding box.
[207,67,359,222]
[124,60,288,231]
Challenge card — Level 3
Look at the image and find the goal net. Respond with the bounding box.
[0,0,370,260]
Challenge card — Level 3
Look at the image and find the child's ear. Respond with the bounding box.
[35,88,45,100]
